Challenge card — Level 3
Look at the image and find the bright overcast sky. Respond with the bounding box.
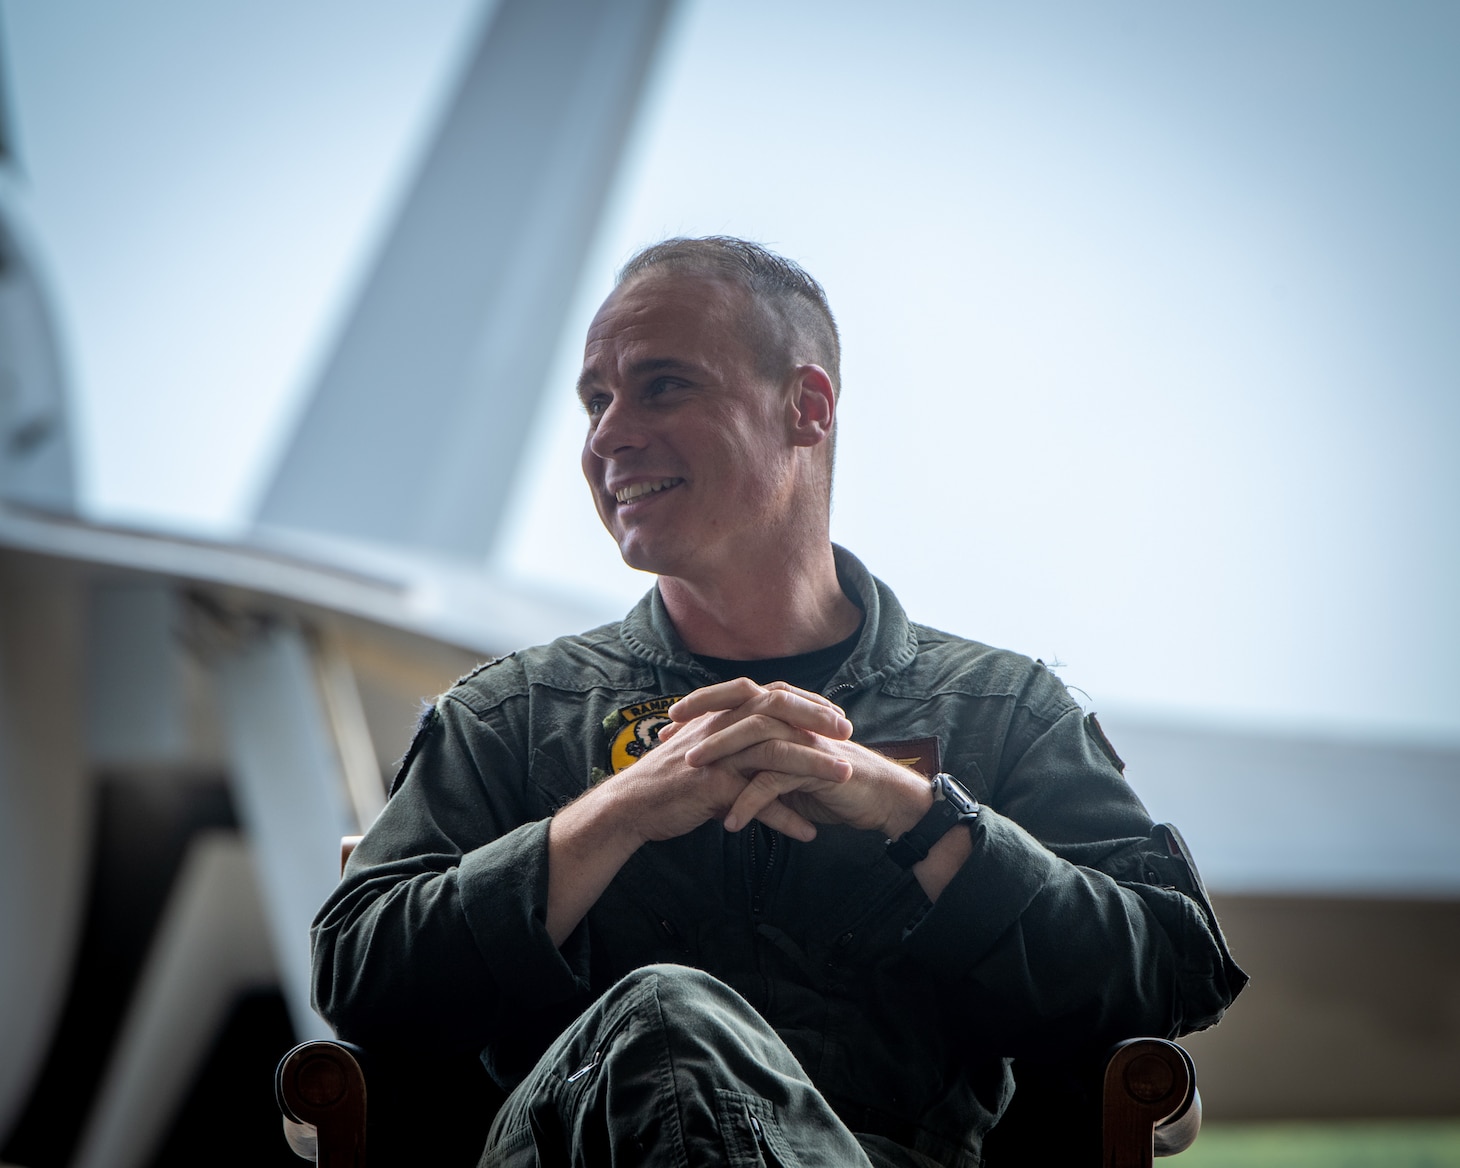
[5,0,1458,742]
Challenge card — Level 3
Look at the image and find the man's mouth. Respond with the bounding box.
[615,478,683,505]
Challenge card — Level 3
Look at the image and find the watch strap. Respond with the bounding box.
[886,773,980,869]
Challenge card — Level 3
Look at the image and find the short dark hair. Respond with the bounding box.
[616,236,842,395]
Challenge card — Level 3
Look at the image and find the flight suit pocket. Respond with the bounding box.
[528,747,587,810]
[716,1090,803,1168]
[478,1119,535,1168]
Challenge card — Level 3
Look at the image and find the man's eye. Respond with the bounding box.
[584,395,609,418]
[646,377,680,397]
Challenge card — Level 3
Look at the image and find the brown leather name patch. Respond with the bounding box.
[865,736,941,778]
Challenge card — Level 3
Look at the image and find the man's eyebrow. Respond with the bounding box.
[630,357,697,376]
[576,358,698,398]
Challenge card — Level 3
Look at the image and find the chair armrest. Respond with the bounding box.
[277,1040,368,1167]
[1103,1037,1200,1166]
[275,1033,1200,1166]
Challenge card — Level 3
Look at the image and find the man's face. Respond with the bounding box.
[578,273,802,581]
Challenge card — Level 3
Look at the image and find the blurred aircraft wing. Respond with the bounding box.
[253,0,677,564]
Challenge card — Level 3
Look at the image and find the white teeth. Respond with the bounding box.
[615,478,680,504]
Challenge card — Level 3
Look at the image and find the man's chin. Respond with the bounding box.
[614,536,668,577]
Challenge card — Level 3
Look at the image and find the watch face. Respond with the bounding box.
[935,774,978,815]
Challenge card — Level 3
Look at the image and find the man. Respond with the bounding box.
[312,237,1245,1167]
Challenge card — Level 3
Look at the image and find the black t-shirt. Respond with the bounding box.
[692,623,863,695]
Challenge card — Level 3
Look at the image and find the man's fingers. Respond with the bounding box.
[760,682,852,736]
[766,689,852,738]
[667,678,761,721]
[701,736,853,787]
[722,775,819,841]
[682,713,815,768]
[670,681,851,739]
[763,681,839,710]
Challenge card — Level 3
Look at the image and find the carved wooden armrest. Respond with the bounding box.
[1103,1037,1201,1166]
[277,1039,368,1167]
[276,1033,1200,1165]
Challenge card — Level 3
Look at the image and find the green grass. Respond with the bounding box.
[1176,1120,1460,1167]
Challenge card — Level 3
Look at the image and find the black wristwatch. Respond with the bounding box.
[886,773,980,869]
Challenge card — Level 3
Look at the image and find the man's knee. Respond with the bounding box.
[607,962,723,1000]
[602,964,760,1032]
[598,964,814,1093]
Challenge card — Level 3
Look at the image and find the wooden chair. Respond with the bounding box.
[280,838,1202,1166]
[278,1034,1198,1167]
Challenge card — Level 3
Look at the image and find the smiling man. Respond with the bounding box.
[312,237,1245,1168]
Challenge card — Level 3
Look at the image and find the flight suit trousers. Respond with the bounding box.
[478,964,885,1168]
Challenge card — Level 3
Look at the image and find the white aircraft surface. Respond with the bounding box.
[1,3,670,1163]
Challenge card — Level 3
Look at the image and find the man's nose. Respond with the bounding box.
[588,397,646,457]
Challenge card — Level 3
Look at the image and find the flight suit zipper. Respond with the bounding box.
[745,679,860,917]
[749,1113,783,1166]
[748,822,780,916]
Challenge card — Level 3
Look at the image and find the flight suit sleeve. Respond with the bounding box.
[902,671,1246,1058]
[310,682,593,1067]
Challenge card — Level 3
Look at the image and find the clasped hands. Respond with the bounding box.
[547,678,957,943]
[622,678,929,846]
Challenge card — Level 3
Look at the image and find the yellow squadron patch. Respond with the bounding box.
[606,695,686,775]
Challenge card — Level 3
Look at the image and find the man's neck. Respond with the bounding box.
[657,542,863,660]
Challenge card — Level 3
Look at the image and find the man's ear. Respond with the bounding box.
[787,364,836,449]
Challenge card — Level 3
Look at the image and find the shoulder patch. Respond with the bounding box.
[1084,712,1125,773]
[606,694,686,775]
[389,701,442,797]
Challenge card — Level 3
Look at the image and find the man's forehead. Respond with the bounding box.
[581,272,753,371]
[592,271,743,327]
